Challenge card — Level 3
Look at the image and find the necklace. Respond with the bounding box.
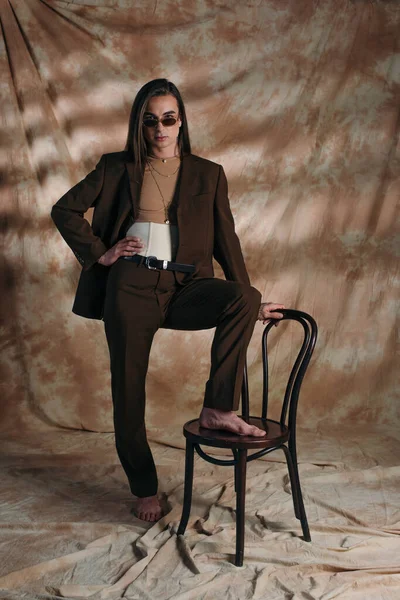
[146,161,179,224]
[147,158,180,178]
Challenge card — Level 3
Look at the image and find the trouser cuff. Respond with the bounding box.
[203,379,238,411]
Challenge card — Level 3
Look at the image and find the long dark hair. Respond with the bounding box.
[123,79,191,173]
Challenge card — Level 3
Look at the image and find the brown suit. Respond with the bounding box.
[51,151,252,320]
[51,150,261,498]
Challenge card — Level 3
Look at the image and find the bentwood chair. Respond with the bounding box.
[177,309,318,566]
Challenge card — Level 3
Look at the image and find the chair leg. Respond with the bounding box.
[177,441,195,536]
[290,448,311,542]
[282,445,301,519]
[283,444,311,542]
[235,449,247,567]
[233,449,238,493]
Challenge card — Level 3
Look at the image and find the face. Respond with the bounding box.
[142,94,182,155]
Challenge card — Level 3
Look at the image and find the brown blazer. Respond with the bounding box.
[51,150,251,320]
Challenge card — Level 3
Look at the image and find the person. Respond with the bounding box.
[51,79,285,522]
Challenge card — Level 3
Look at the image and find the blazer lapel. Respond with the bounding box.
[176,154,200,223]
[109,160,142,246]
[125,159,144,222]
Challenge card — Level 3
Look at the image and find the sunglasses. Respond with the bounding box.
[142,115,179,128]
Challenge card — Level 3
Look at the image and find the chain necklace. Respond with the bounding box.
[146,161,179,224]
[147,157,181,178]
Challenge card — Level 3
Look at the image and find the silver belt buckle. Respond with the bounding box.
[145,255,158,270]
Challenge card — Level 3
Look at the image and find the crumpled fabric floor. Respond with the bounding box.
[1,424,399,599]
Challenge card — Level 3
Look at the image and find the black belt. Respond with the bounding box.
[122,254,195,273]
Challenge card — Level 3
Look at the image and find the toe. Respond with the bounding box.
[253,426,266,436]
[250,426,264,436]
[238,421,252,434]
[240,424,265,436]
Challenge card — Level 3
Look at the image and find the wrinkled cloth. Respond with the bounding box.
[0,426,399,599]
[1,0,398,435]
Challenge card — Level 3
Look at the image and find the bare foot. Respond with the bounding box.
[199,407,266,437]
[133,495,163,522]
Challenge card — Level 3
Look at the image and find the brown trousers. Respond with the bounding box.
[103,258,261,497]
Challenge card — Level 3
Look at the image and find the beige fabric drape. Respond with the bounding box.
[0,0,399,598]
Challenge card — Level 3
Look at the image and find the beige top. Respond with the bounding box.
[137,155,181,225]
[124,155,181,261]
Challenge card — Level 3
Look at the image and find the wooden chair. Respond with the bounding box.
[177,309,318,566]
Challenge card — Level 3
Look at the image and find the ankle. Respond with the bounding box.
[201,407,231,415]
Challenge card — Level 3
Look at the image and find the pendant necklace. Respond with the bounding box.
[147,159,180,224]
[148,158,180,178]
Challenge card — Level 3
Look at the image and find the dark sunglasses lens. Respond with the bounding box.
[143,119,158,128]
[162,117,177,127]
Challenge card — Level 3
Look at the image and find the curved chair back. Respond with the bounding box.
[241,309,318,426]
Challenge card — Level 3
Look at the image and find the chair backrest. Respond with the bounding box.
[241,309,318,428]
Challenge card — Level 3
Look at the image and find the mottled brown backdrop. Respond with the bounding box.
[0,1,399,598]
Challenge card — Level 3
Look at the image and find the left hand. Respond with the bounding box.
[257,302,286,326]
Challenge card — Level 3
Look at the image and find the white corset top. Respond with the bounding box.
[125,221,179,262]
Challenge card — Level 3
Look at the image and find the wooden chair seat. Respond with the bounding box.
[184,417,289,450]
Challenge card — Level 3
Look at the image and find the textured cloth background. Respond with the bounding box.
[0,0,399,598]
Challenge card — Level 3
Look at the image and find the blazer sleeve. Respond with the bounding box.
[213,165,251,287]
[51,154,109,271]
